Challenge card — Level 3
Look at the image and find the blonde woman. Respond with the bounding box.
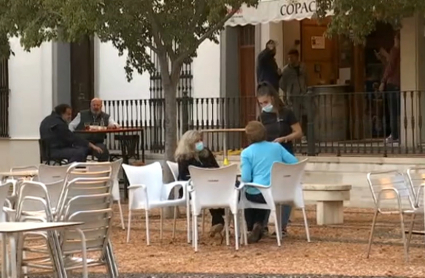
[175,130,225,237]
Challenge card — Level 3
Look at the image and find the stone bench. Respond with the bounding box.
[303,184,352,226]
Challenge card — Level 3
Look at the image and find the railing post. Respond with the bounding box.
[182,91,190,133]
[306,87,316,156]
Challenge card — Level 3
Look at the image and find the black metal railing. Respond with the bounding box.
[103,90,425,157]
[0,88,9,138]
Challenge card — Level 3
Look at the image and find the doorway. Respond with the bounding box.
[70,35,95,116]
[238,25,257,126]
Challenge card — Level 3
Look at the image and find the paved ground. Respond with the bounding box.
[33,274,413,278]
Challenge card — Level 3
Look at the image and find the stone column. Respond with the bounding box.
[400,14,425,148]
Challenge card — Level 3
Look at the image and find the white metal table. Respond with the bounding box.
[0,221,82,278]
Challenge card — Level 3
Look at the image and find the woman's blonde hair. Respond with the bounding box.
[245,121,267,144]
[175,130,208,161]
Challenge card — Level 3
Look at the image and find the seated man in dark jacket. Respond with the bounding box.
[39,104,103,163]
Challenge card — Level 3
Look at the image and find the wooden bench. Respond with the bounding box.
[303,184,352,225]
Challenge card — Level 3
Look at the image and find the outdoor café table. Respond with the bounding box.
[0,221,82,278]
[200,128,245,164]
[0,170,38,180]
[74,127,145,163]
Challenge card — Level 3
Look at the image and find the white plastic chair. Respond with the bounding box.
[7,165,39,197]
[38,164,70,183]
[166,161,193,243]
[87,159,125,230]
[366,170,419,262]
[122,162,187,245]
[188,164,241,251]
[239,159,310,246]
[0,181,16,278]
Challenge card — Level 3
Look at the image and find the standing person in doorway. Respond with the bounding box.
[257,40,281,91]
[280,49,308,141]
[379,32,401,143]
[256,81,303,237]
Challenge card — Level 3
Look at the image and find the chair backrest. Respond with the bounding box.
[61,194,113,263]
[367,170,415,210]
[122,162,163,202]
[38,164,70,184]
[166,161,179,181]
[15,181,56,221]
[270,158,308,207]
[406,167,425,207]
[9,165,39,180]
[0,182,13,222]
[188,164,239,214]
[87,159,123,201]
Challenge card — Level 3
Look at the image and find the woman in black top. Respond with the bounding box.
[175,130,225,238]
[256,81,303,237]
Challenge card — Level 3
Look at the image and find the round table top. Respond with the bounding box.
[0,170,38,177]
[303,184,352,191]
[200,128,245,133]
[74,127,143,133]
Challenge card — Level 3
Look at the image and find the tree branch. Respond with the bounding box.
[174,6,240,66]
[145,2,165,52]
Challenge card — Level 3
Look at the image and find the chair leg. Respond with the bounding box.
[272,210,281,247]
[145,210,150,246]
[160,208,164,241]
[233,213,239,250]
[406,214,416,255]
[366,209,379,258]
[399,211,409,262]
[242,209,248,245]
[276,204,282,235]
[172,206,178,239]
[302,207,311,242]
[201,209,206,235]
[126,210,132,243]
[224,209,230,246]
[187,200,191,244]
[193,213,199,252]
[117,199,125,230]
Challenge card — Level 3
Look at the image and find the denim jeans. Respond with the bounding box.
[263,205,292,231]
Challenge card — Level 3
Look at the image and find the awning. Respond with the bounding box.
[225,0,318,26]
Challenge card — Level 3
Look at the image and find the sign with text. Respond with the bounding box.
[225,0,331,27]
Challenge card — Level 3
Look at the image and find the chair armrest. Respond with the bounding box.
[236,182,246,190]
[128,184,147,190]
[243,182,269,189]
[163,181,187,199]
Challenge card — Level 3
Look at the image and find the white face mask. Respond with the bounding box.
[262,104,273,113]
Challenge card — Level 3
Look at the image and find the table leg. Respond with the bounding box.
[2,233,7,278]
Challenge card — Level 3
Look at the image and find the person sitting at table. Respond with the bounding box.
[40,104,104,163]
[69,98,119,162]
[240,121,298,243]
[175,130,226,238]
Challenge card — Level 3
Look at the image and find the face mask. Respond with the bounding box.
[262,104,273,113]
[195,141,204,152]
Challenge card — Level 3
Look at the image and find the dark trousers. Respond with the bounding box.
[51,146,89,163]
[386,85,401,140]
[244,192,268,231]
[210,209,225,225]
[88,142,110,162]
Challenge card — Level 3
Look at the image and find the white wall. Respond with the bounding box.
[96,41,151,100]
[192,39,221,98]
[96,38,221,101]
[8,39,53,139]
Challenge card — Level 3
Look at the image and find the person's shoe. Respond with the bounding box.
[209,223,224,238]
[385,135,399,144]
[271,227,288,238]
[248,223,263,243]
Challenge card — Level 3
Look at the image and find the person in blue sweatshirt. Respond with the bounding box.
[240,121,298,243]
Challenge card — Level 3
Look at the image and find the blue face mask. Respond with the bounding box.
[262,104,273,113]
[195,141,204,151]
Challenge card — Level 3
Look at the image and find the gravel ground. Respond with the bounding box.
[31,274,415,278]
[18,205,425,277]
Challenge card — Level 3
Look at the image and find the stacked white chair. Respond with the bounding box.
[123,162,187,245]
[366,170,419,262]
[0,181,16,278]
[239,159,310,246]
[188,164,241,251]
[87,159,125,230]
